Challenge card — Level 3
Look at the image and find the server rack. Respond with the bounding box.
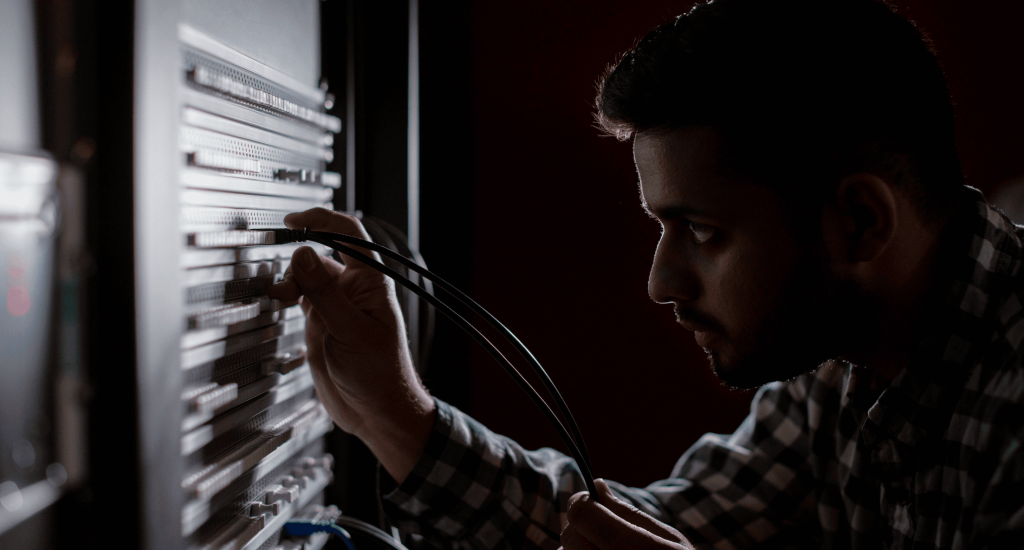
[1,0,422,548]
[173,23,340,549]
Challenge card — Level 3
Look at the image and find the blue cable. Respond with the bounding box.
[283,519,357,550]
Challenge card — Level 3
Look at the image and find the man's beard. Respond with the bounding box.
[708,251,868,390]
[706,345,828,390]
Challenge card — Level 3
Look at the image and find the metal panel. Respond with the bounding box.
[181,0,321,89]
[134,1,186,549]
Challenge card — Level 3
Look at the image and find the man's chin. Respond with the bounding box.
[707,347,819,390]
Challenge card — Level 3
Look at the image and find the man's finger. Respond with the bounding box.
[303,305,329,377]
[267,264,301,303]
[302,305,346,422]
[560,525,599,550]
[302,305,331,401]
[269,247,346,305]
[595,480,689,544]
[289,247,369,341]
[284,208,380,270]
[567,492,672,549]
[290,248,338,296]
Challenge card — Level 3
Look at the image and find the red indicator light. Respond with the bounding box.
[6,286,30,317]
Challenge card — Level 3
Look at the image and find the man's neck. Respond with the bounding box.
[843,212,952,382]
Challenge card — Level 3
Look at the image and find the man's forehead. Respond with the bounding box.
[634,127,723,210]
[634,127,720,163]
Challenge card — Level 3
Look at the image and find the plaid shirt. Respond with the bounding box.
[381,187,1024,549]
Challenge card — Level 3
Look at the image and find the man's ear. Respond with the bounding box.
[823,173,898,263]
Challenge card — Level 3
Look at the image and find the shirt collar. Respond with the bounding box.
[860,186,1023,463]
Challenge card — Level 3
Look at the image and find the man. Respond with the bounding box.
[269,0,1024,547]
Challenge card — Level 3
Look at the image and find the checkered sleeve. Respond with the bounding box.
[381,374,824,549]
[967,415,1024,548]
[618,379,822,548]
[380,399,586,549]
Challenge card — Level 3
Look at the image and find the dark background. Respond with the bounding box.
[414,0,1024,488]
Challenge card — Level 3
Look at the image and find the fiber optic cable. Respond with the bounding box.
[302,233,598,498]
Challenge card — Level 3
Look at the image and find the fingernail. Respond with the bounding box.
[295,248,317,273]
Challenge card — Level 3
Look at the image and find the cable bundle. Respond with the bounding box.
[284,513,407,549]
[272,227,599,501]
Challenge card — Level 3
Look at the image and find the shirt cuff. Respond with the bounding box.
[378,397,456,496]
[379,399,476,535]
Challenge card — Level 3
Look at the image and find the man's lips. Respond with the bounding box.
[676,311,722,349]
[674,307,719,334]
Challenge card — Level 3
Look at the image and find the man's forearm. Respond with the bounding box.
[358,385,437,484]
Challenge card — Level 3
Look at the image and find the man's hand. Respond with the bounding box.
[267,208,436,484]
[561,480,693,550]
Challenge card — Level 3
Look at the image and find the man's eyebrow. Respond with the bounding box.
[640,200,706,220]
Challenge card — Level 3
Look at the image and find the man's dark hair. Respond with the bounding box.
[597,0,964,221]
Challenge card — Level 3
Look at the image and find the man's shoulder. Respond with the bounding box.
[983,271,1024,401]
[950,294,1024,462]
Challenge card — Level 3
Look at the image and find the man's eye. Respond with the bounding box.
[688,222,715,244]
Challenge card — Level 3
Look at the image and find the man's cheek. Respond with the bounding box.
[708,268,756,330]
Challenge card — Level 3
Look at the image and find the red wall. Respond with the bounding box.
[420,1,1024,488]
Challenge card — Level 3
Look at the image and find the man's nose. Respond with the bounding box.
[648,234,698,304]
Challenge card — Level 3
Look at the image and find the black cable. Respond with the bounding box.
[304,230,595,478]
[273,227,597,493]
[300,233,599,499]
[363,217,436,370]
